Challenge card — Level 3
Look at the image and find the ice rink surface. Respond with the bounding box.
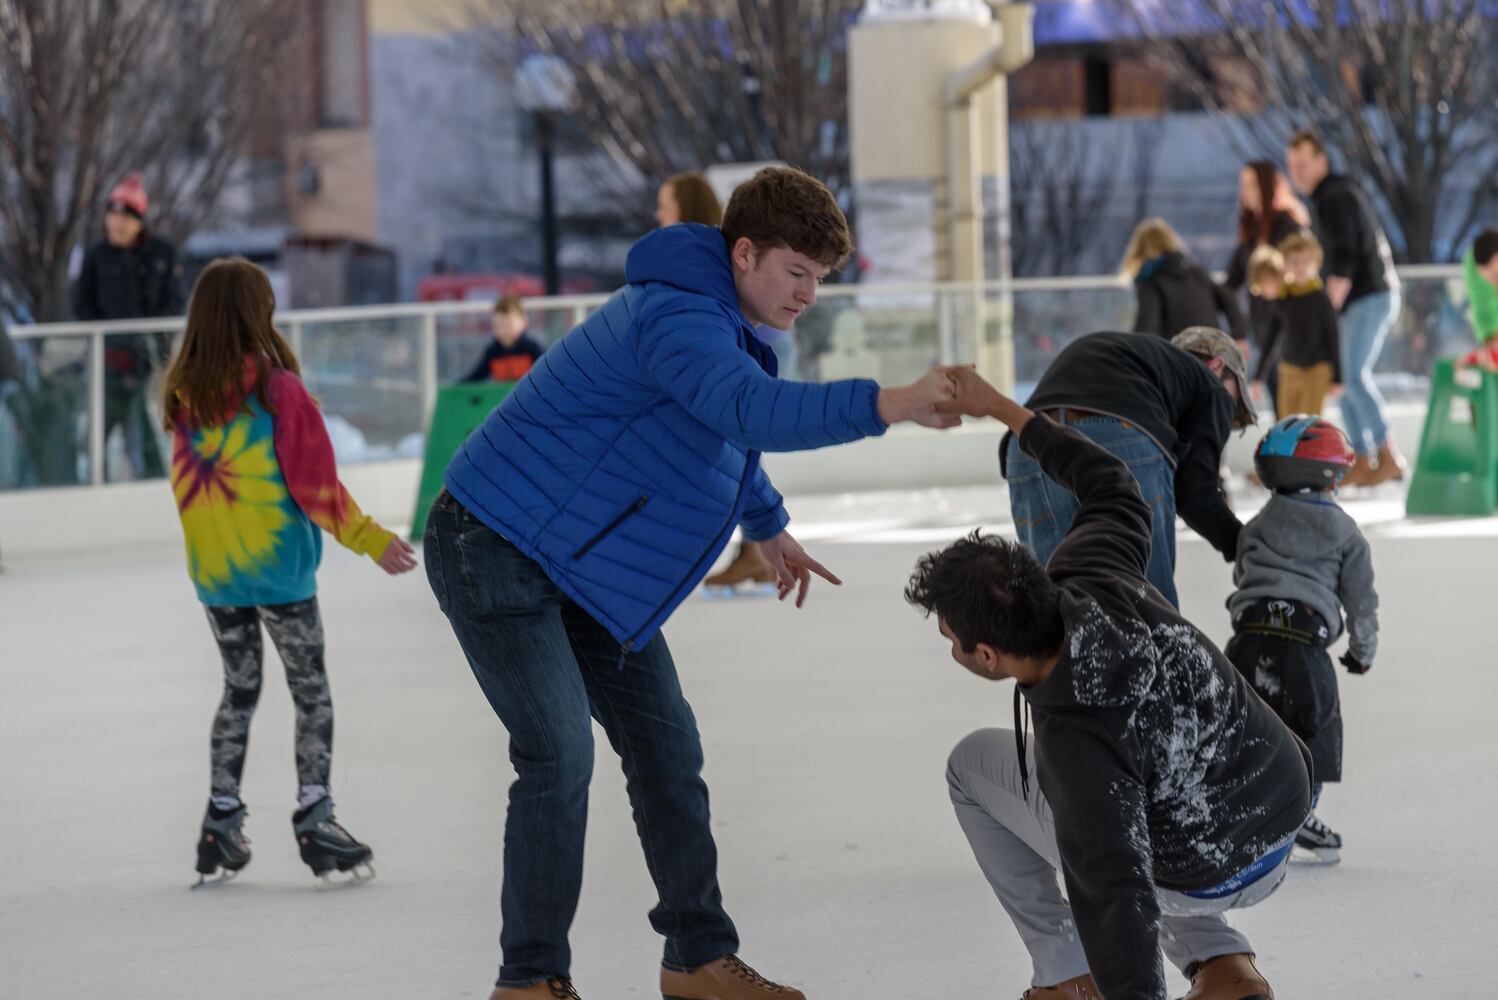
[2,482,1493,999]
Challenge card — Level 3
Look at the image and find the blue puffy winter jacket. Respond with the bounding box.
[444,224,887,650]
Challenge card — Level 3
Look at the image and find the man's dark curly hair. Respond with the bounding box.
[905,530,1064,658]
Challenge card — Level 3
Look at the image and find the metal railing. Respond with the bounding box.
[0,265,1473,492]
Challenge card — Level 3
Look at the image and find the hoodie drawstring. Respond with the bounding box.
[1013,686,1032,802]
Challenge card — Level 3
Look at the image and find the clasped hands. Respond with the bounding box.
[876,365,1010,428]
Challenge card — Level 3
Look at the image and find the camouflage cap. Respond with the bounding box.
[1171,326,1257,429]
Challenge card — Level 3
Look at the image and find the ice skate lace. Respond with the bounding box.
[723,956,791,992]
[544,979,581,999]
[1302,814,1333,837]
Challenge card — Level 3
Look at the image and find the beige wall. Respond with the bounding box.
[849,18,1004,183]
[287,128,379,241]
[368,0,469,35]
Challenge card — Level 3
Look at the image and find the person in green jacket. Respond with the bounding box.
[1463,229,1498,344]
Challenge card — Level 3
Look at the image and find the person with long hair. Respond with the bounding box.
[162,257,417,887]
[1224,160,1311,406]
[656,172,723,228]
[1121,218,1246,343]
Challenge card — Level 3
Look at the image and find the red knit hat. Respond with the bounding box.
[107,172,149,219]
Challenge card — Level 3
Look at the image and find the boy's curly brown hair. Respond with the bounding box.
[721,167,853,269]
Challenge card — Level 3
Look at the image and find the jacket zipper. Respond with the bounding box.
[617,327,776,657]
[572,496,649,560]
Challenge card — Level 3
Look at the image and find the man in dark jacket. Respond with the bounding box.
[1001,327,1254,608]
[910,370,1311,1000]
[426,167,963,1000]
[71,172,183,479]
[1286,131,1404,486]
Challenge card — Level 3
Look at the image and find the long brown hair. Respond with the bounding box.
[1237,159,1311,245]
[161,257,300,430]
[667,172,723,226]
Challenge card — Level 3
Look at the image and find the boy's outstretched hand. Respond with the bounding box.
[877,367,965,429]
[379,537,419,575]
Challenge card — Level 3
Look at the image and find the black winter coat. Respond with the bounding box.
[1133,251,1247,343]
[1224,211,1309,350]
[71,234,183,377]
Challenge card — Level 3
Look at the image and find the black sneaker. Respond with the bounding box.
[1295,812,1342,864]
[195,801,251,886]
[292,796,374,883]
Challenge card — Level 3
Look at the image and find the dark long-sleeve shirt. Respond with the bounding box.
[1016,415,1313,1000]
[1254,281,1342,380]
[1003,332,1243,560]
[1308,174,1396,308]
[1225,211,1309,349]
[461,335,545,383]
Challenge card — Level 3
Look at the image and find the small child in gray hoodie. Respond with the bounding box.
[1225,415,1379,864]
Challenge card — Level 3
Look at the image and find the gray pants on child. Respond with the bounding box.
[946,728,1289,988]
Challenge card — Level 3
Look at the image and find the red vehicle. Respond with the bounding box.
[416,273,544,303]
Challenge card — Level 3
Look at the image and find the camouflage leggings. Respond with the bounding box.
[204,597,333,799]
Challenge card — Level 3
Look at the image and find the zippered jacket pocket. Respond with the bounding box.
[572,496,650,560]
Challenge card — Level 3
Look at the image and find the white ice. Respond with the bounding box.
[1,483,1491,999]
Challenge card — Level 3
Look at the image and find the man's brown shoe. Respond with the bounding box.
[1021,972,1102,999]
[1181,952,1273,1000]
[703,544,779,589]
[660,955,805,999]
[1364,439,1409,486]
[1340,453,1376,488]
[491,979,582,999]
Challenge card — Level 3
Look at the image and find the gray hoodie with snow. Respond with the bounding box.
[1228,492,1379,663]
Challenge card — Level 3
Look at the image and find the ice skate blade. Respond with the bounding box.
[315,863,376,890]
[1291,844,1340,865]
[190,869,239,890]
[700,581,778,600]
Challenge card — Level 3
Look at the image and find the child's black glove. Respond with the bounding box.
[1340,651,1371,675]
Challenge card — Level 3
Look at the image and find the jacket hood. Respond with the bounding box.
[1251,493,1357,561]
[1139,251,1192,282]
[626,224,742,313]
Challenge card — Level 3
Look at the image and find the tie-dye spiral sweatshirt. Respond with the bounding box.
[171,360,395,607]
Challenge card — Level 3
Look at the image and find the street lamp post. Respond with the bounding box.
[515,55,576,296]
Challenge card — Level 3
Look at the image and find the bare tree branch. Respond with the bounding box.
[0,0,304,321]
[459,0,859,207]
[1106,0,1498,262]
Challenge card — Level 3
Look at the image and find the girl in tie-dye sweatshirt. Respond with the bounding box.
[161,258,417,884]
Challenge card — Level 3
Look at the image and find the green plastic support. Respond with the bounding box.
[410,381,516,540]
[1405,359,1498,516]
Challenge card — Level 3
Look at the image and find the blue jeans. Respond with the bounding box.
[1338,290,1399,455]
[1004,416,1180,608]
[424,492,738,987]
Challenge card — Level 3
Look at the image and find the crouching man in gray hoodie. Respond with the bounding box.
[1227,414,1380,866]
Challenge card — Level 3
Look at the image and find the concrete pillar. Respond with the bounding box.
[849,1,1032,391]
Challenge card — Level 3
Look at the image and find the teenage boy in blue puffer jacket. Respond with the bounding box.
[424,166,963,1000]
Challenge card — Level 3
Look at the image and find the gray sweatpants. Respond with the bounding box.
[946,728,1288,988]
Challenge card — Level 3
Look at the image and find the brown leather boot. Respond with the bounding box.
[660,955,805,999]
[703,543,778,589]
[490,979,582,999]
[1021,972,1103,998]
[1339,452,1376,488]
[1363,438,1409,486]
[1181,953,1273,999]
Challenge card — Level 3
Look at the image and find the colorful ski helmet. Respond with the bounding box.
[1254,415,1355,492]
